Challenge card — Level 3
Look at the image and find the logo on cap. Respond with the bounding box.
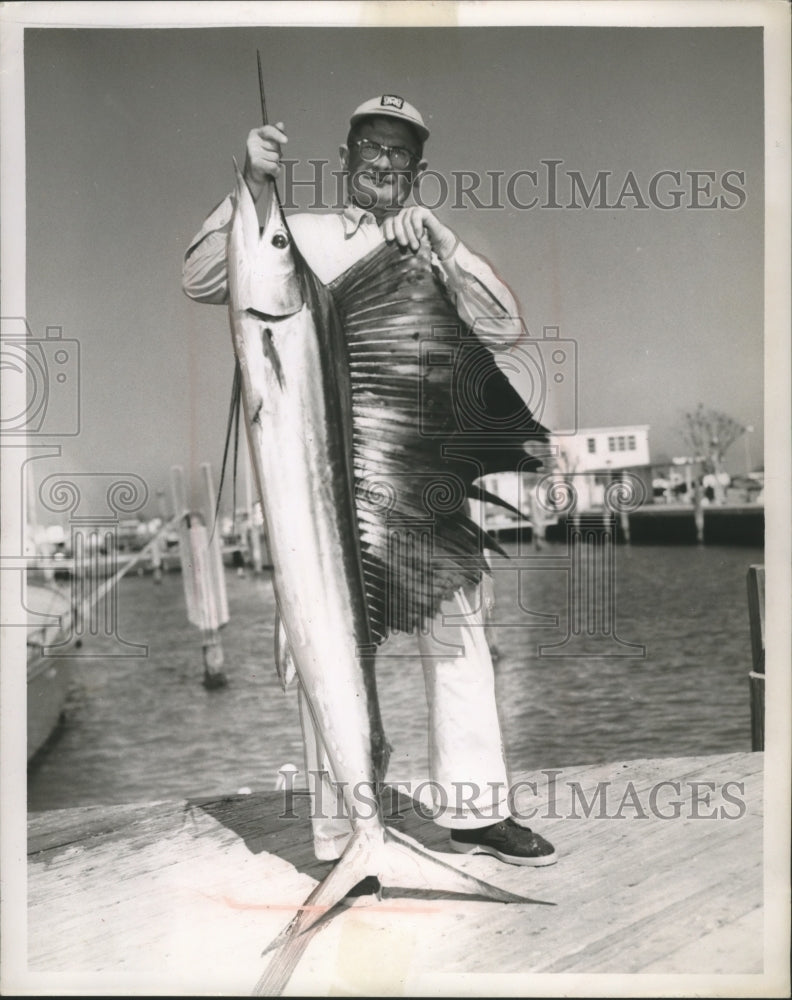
[381,95,405,110]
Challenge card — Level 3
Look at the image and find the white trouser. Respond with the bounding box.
[298,583,511,860]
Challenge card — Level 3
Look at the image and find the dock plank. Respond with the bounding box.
[27,753,764,991]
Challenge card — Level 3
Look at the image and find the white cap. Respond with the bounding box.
[350,95,430,143]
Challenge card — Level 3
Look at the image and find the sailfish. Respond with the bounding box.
[227,156,551,992]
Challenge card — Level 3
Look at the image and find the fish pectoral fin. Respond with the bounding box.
[380,826,551,905]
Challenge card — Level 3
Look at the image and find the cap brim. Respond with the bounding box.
[350,109,429,143]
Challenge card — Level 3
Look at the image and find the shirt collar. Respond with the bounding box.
[342,202,377,238]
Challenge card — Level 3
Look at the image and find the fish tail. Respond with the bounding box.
[253,826,552,994]
[379,826,549,905]
[253,832,383,995]
[259,830,383,955]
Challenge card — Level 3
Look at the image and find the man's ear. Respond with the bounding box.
[339,145,349,170]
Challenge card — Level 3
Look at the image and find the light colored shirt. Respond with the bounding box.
[182,196,523,352]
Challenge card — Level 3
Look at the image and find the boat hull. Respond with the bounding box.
[26,582,77,762]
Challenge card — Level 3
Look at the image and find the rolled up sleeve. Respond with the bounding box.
[433,241,524,351]
[182,194,235,304]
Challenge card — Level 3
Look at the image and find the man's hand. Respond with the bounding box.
[243,123,288,201]
[381,206,458,260]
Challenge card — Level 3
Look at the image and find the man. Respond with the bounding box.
[183,95,556,867]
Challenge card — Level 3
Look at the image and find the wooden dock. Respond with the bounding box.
[27,752,764,994]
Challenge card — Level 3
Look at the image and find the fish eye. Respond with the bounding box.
[271,232,289,249]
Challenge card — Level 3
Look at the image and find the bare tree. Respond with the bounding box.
[679,404,746,501]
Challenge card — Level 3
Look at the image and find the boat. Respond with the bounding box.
[26,581,79,762]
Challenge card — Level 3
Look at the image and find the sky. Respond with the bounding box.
[1,9,788,992]
[16,16,768,520]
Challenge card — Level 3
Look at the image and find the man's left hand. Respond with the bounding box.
[381,207,458,260]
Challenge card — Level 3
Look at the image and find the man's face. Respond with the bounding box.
[340,117,426,221]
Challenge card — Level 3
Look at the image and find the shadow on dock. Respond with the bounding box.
[190,786,451,884]
[26,752,765,993]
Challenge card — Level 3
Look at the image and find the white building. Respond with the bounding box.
[550,424,652,510]
[553,425,650,473]
[478,425,653,530]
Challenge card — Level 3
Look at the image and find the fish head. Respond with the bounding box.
[229,162,302,317]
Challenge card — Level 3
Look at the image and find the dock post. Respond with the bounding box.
[188,513,229,690]
[527,481,547,551]
[170,465,188,521]
[693,483,705,544]
[618,472,632,543]
[172,466,229,689]
[243,447,265,573]
[746,565,765,751]
[148,533,164,585]
[150,489,170,583]
[201,463,230,689]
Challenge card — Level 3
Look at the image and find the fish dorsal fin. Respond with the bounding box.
[329,240,548,644]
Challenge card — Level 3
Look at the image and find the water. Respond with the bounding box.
[27,542,761,811]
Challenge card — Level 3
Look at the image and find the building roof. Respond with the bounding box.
[551,425,650,436]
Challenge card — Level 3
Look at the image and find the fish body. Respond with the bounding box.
[227,168,547,992]
[228,164,387,790]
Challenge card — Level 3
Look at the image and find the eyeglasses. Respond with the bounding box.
[350,138,419,170]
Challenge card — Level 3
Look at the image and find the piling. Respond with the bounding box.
[746,564,765,751]
[171,465,230,688]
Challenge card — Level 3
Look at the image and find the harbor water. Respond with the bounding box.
[27,542,762,812]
